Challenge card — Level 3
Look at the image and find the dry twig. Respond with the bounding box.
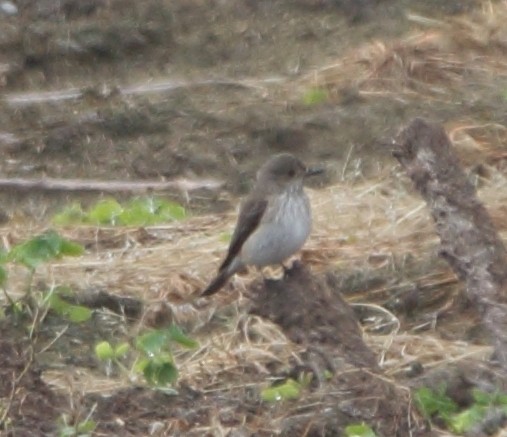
[0,177,223,194]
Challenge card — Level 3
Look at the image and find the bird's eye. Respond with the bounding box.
[288,169,295,177]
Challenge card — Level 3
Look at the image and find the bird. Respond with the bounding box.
[201,153,322,296]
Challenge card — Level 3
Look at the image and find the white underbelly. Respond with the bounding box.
[241,193,311,267]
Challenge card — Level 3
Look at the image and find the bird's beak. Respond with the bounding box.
[305,166,325,177]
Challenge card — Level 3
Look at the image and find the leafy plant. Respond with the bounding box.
[45,287,92,323]
[261,378,302,402]
[57,413,96,437]
[302,87,329,106]
[345,423,377,437]
[53,197,187,226]
[323,369,334,380]
[0,231,84,305]
[415,385,458,422]
[7,230,84,271]
[95,325,198,388]
[51,202,86,226]
[0,231,89,330]
[415,386,507,434]
[449,389,507,434]
[86,198,124,225]
[0,264,7,286]
[261,370,315,403]
[95,340,130,361]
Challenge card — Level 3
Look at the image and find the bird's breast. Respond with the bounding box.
[241,191,311,267]
[272,191,311,242]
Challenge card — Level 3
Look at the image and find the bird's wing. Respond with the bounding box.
[201,267,231,296]
[218,197,268,272]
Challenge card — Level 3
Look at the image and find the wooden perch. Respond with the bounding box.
[393,118,507,371]
[0,177,223,193]
[246,264,415,436]
[249,263,378,370]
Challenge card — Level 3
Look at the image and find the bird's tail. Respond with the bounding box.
[201,268,232,296]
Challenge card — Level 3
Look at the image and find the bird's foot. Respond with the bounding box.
[260,265,283,282]
[281,263,290,277]
[281,259,303,277]
[263,276,279,287]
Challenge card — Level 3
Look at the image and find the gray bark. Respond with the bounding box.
[393,118,507,371]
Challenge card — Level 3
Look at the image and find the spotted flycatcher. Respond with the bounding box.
[202,153,322,296]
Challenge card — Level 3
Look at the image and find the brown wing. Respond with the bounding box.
[218,197,268,272]
[201,268,232,296]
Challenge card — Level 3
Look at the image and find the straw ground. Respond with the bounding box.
[2,1,507,435]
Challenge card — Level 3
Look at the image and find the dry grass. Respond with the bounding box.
[3,3,507,434]
[298,1,507,99]
[3,160,507,396]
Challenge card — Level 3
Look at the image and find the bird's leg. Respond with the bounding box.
[281,258,303,277]
[281,262,290,277]
[258,266,282,285]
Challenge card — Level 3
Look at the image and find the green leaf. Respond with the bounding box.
[135,329,168,355]
[133,327,194,386]
[88,198,123,225]
[121,197,187,225]
[65,305,92,323]
[471,389,493,405]
[114,342,130,358]
[134,356,150,373]
[345,423,377,437]
[496,393,507,407]
[95,341,115,361]
[155,199,186,221]
[302,87,328,106]
[76,419,96,434]
[53,202,86,225]
[449,405,486,434]
[415,386,458,420]
[58,239,85,257]
[58,426,76,437]
[472,389,507,407]
[52,285,75,297]
[53,197,187,227]
[155,361,179,386]
[136,352,178,386]
[168,325,198,349]
[261,379,301,402]
[118,197,187,225]
[47,293,67,313]
[323,370,333,380]
[47,294,92,323]
[118,198,158,226]
[8,231,84,269]
[0,265,7,286]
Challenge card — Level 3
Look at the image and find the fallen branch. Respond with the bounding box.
[0,177,223,193]
[5,78,282,106]
[393,118,507,371]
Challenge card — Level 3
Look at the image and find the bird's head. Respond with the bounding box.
[257,153,323,190]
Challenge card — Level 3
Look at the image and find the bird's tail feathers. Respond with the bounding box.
[201,268,232,296]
